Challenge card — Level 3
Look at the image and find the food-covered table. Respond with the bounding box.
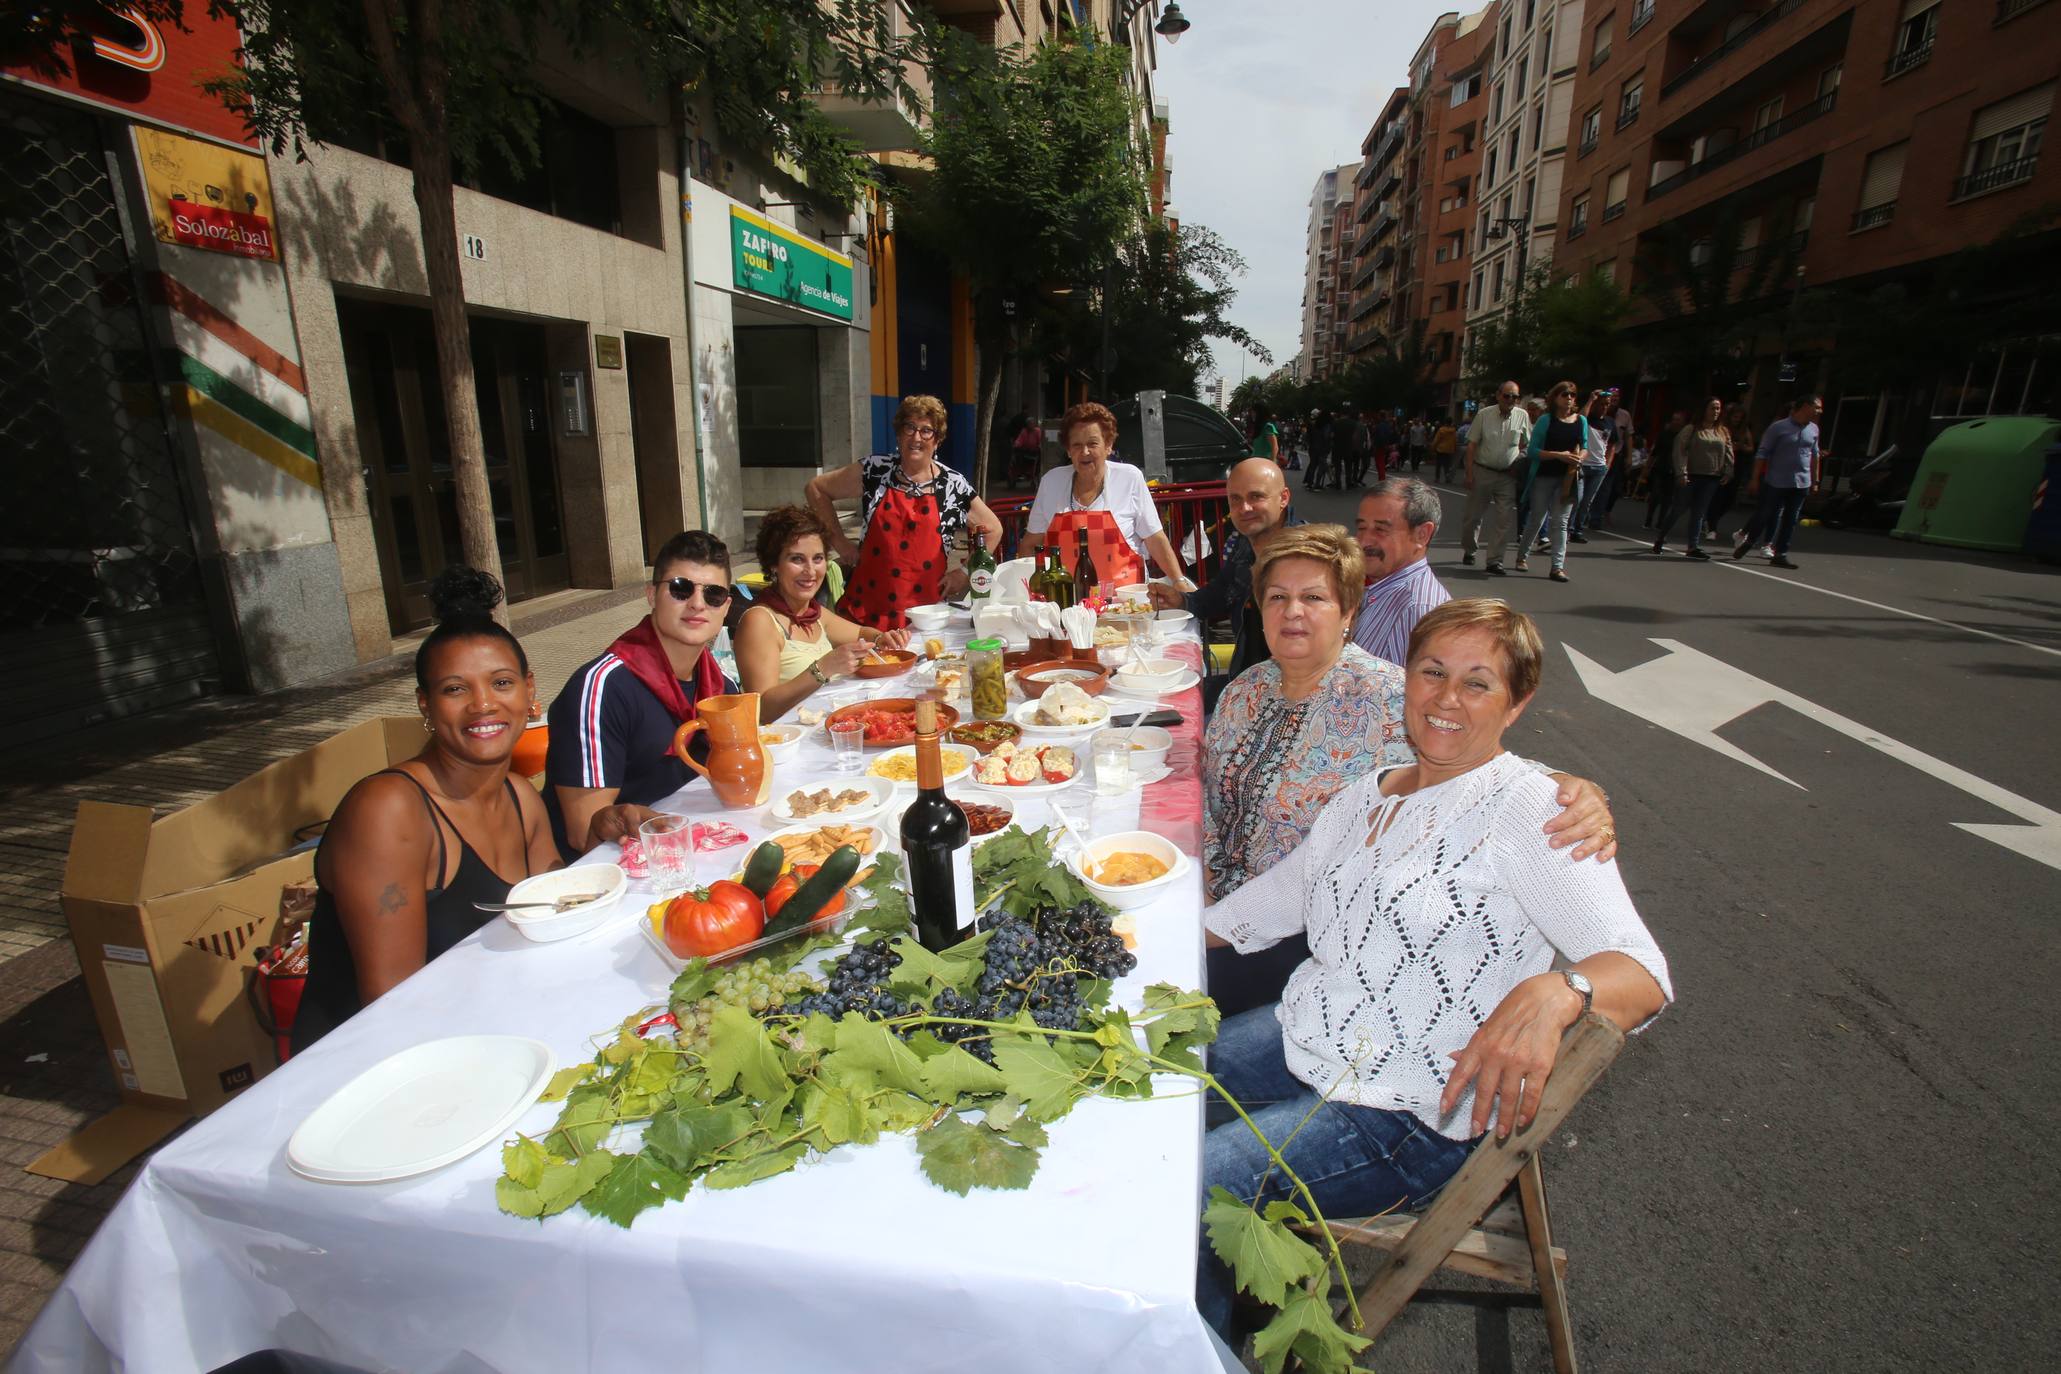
[12,618,1235,1374]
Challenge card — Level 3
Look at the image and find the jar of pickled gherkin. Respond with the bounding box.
[966,637,1008,721]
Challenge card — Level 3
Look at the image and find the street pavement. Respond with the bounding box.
[1284,466,2061,1372]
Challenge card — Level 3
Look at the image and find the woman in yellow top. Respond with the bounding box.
[734,506,909,721]
[1430,419,1458,482]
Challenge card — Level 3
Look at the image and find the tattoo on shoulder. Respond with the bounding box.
[376,882,405,915]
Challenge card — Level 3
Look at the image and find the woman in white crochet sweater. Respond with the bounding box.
[1196,598,1673,1343]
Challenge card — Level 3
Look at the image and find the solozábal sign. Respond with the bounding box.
[729,207,853,322]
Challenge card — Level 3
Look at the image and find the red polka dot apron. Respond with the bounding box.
[1043,508,1144,592]
[838,482,945,631]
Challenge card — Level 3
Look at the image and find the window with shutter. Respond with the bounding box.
[1605,169,1629,205]
[1971,83,2055,143]
[1858,144,1907,209]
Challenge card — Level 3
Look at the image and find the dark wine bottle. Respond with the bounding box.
[1073,526,1098,605]
[903,699,973,951]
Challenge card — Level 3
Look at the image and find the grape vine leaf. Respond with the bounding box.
[1202,1186,1328,1308]
[907,1031,1010,1098]
[849,853,912,937]
[1141,983,1221,1057]
[667,957,723,1009]
[704,1142,810,1190]
[704,1005,794,1101]
[883,934,987,998]
[799,1081,878,1149]
[496,1139,615,1219]
[915,1114,1041,1196]
[1250,1276,1371,1374]
[827,1014,930,1096]
[981,1096,1049,1148]
[537,1064,595,1103]
[643,1100,756,1172]
[582,1149,693,1228]
[542,1081,617,1156]
[992,1033,1091,1122]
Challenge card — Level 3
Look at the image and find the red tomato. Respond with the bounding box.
[663,887,763,958]
[704,879,765,927]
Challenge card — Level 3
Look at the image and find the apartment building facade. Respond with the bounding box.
[1556,0,2058,440]
[1414,6,1501,412]
[1299,164,1361,381]
[1346,88,1412,364]
[1463,0,1587,351]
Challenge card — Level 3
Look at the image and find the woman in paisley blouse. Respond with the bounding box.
[1200,525,1617,1017]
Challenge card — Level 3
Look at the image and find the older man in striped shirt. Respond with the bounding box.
[1351,477,1452,667]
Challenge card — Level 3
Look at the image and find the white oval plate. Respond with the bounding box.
[964,743,1085,794]
[767,776,896,825]
[287,1035,554,1184]
[1103,667,1202,700]
[1011,698,1112,735]
[866,743,976,790]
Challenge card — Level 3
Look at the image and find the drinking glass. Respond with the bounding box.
[829,717,867,774]
[640,814,698,895]
[1093,735,1134,796]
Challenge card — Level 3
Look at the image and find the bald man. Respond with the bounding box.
[1152,458,1302,701]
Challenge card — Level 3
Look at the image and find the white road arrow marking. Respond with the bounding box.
[1567,638,2061,875]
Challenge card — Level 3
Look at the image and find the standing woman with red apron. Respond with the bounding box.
[1025,401,1192,594]
[805,395,1003,632]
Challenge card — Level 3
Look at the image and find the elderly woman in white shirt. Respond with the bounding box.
[1024,401,1189,592]
[1196,597,1673,1343]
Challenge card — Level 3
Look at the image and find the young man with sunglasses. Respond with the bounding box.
[544,531,738,858]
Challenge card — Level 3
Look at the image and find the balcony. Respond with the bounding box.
[1661,0,1806,99]
[1953,154,2040,201]
[1850,202,1895,232]
[1346,325,1388,355]
[1375,164,1401,200]
[1349,286,1392,322]
[1374,244,1396,270]
[1648,90,1836,200]
[1351,220,1379,257]
[815,0,929,152]
[1373,208,1400,240]
[1351,256,1382,290]
[1883,40,1932,80]
[1616,104,1641,132]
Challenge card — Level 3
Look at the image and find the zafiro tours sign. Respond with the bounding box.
[729,207,854,322]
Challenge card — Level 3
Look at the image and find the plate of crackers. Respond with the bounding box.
[767,776,894,824]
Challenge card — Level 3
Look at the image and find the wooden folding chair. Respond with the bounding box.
[1312,1013,1627,1374]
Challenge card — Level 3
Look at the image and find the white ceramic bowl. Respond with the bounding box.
[1091,725,1172,773]
[502,864,627,942]
[1153,608,1195,631]
[905,604,954,632]
[757,724,805,765]
[1068,831,1188,911]
[1113,657,1187,691]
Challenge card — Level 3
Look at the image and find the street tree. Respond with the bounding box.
[1055,221,1269,401]
[1634,202,1802,396]
[903,32,1144,494]
[1535,269,1636,386]
[204,0,915,598]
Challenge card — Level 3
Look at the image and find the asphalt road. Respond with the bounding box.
[1280,470,2061,1373]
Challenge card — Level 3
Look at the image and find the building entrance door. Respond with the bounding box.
[339,299,570,630]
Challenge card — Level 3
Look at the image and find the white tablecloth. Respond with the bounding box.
[13,626,1235,1374]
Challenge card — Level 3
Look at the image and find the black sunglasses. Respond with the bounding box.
[661,577,731,607]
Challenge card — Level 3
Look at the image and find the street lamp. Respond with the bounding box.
[1116,1,1193,44]
[1486,215,1531,286]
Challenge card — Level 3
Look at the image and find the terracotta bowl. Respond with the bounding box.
[826,697,961,747]
[1013,660,1113,700]
[854,649,918,679]
[1003,650,1040,671]
[946,720,1024,755]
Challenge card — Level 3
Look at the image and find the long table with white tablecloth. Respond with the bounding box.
[12,625,1236,1374]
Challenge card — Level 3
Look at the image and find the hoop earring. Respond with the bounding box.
[421,717,434,734]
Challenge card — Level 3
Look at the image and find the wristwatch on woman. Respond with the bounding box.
[807,661,832,686]
[1560,969,1593,1018]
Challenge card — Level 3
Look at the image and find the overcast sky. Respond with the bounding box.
[1154,0,1464,384]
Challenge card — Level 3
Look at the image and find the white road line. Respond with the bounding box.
[1420,480,2061,661]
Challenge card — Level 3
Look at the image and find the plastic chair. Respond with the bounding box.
[1309,1013,1627,1374]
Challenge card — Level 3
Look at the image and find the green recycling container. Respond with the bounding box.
[1893,416,2061,551]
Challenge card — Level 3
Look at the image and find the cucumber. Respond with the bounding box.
[763,844,862,937]
[740,841,785,898]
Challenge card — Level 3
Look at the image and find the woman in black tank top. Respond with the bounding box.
[293,570,571,1054]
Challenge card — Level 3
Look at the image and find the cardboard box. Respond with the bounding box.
[57,716,425,1125]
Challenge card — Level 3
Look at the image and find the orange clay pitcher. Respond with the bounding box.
[670,692,772,809]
